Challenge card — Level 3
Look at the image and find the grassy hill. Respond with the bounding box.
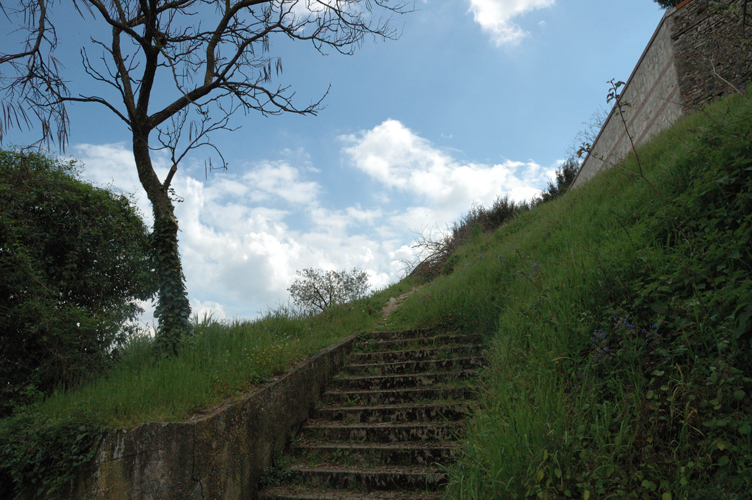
[2,91,751,499]
[389,91,752,498]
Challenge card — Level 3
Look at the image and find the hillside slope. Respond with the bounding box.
[387,92,752,498]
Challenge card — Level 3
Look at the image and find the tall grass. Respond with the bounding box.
[387,92,752,498]
[14,280,419,429]
[41,309,333,427]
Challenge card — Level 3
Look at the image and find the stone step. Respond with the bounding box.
[314,401,477,424]
[343,355,486,376]
[279,465,447,492]
[330,370,479,391]
[365,328,435,341]
[258,328,485,500]
[302,421,462,443]
[291,441,459,467]
[322,386,478,406]
[259,486,443,500]
[357,333,482,352]
[350,344,483,364]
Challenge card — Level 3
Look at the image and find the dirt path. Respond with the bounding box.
[378,285,425,324]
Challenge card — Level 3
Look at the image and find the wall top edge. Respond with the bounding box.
[570,7,676,188]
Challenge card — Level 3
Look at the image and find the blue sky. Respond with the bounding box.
[1,0,667,321]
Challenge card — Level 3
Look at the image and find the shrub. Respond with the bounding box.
[0,150,156,415]
[288,267,370,314]
[539,157,580,202]
[408,157,579,280]
[408,195,532,279]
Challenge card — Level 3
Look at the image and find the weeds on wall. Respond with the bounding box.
[0,413,103,500]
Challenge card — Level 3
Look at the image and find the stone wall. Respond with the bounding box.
[673,0,752,109]
[74,334,357,500]
[572,0,751,188]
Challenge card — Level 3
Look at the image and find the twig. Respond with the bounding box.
[709,57,742,95]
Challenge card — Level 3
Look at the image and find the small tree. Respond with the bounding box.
[0,149,156,415]
[288,267,370,313]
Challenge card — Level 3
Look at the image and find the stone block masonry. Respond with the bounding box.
[572,0,752,188]
[672,0,752,109]
[73,335,357,500]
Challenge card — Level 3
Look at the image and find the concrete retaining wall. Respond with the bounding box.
[74,334,357,500]
[572,0,751,188]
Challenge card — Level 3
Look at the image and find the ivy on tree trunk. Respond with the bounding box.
[133,133,191,354]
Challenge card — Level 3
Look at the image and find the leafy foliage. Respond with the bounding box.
[151,216,192,356]
[0,150,156,415]
[0,413,103,500]
[288,268,371,313]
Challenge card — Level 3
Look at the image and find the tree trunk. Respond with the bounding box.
[132,131,191,355]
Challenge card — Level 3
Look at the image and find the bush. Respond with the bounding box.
[0,150,156,415]
[408,195,532,279]
[288,268,370,314]
[0,413,103,500]
[539,157,580,203]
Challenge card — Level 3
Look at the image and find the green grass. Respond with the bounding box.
[381,92,752,498]
[36,285,417,428]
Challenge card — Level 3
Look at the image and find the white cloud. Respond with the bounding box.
[72,143,408,320]
[341,119,546,216]
[468,0,555,45]
[73,123,547,322]
[191,299,228,322]
[242,162,320,205]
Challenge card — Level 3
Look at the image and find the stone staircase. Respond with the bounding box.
[258,328,484,500]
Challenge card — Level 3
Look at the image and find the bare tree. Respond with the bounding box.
[567,106,607,161]
[0,0,408,354]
